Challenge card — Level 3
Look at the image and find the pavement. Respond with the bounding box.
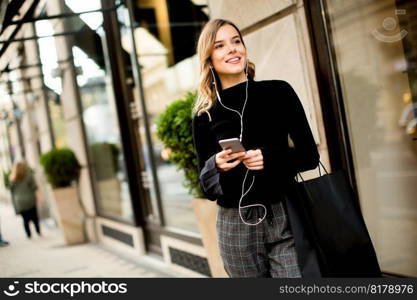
[0,201,178,278]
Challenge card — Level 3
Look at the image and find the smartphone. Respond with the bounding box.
[218,138,246,153]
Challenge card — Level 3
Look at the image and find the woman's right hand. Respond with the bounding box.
[215,149,246,172]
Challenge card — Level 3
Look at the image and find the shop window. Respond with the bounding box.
[119,0,209,232]
[66,0,135,222]
[325,0,417,276]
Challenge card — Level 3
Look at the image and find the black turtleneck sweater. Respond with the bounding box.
[192,79,319,208]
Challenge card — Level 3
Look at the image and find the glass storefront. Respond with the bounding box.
[64,0,134,222]
[118,0,209,233]
[326,0,417,276]
[35,19,67,149]
[34,0,211,238]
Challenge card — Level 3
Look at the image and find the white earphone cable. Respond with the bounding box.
[210,62,266,226]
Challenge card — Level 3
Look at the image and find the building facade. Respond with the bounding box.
[0,0,416,277]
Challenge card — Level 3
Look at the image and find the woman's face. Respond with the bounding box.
[210,24,247,78]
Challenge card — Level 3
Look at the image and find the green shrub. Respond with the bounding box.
[156,91,203,197]
[39,148,81,188]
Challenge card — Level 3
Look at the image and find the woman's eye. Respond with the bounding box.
[234,39,241,44]
[215,44,223,49]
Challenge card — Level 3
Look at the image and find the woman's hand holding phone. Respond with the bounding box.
[215,149,246,172]
[242,149,264,170]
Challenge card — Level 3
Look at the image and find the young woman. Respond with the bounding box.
[9,161,41,239]
[192,19,319,278]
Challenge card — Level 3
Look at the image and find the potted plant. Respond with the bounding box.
[156,92,227,277]
[39,147,85,245]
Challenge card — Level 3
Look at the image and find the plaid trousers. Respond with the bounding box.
[216,201,302,278]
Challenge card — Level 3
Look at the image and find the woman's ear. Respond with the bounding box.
[208,58,213,68]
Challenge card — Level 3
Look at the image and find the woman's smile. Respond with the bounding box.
[226,56,241,64]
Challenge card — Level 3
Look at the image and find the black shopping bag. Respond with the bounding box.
[293,162,381,277]
[283,189,323,278]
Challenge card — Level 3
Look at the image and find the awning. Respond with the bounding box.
[0,0,121,60]
[0,0,40,58]
[0,0,26,34]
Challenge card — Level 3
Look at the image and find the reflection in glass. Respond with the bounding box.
[326,0,417,276]
[66,1,134,222]
[118,1,209,233]
[35,20,62,94]
[35,21,67,148]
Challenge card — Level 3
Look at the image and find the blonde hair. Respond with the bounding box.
[9,161,28,183]
[194,19,255,119]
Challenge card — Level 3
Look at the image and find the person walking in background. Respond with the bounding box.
[192,19,319,277]
[9,161,41,239]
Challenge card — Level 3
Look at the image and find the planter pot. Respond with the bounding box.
[52,186,86,245]
[192,198,228,278]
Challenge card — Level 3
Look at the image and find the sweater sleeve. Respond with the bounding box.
[192,113,223,201]
[262,81,319,177]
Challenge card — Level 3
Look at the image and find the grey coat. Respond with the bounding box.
[10,172,38,214]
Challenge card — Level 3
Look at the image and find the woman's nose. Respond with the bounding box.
[227,44,237,53]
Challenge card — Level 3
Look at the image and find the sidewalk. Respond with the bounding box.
[0,202,176,278]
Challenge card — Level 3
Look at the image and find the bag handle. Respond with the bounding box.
[296,160,328,182]
[318,160,329,175]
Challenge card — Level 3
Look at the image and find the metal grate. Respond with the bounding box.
[169,247,211,277]
[101,225,134,247]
